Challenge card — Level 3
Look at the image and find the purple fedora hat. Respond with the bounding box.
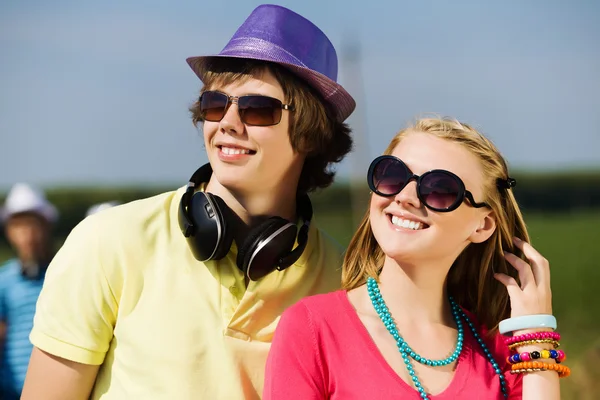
[186,4,356,122]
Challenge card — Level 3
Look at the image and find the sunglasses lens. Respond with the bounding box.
[200,91,228,122]
[370,157,410,196]
[238,96,282,126]
[420,172,462,210]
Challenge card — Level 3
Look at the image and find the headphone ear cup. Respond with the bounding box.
[236,219,280,273]
[206,193,234,260]
[237,217,297,281]
[178,190,195,238]
[186,192,233,261]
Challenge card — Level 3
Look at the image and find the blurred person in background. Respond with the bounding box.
[22,4,355,400]
[85,201,120,218]
[0,183,57,400]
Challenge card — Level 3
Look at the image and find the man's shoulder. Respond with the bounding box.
[0,260,20,293]
[0,258,19,276]
[82,187,184,237]
[56,187,186,268]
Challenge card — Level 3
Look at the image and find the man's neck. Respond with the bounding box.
[203,179,301,285]
[20,258,50,279]
[205,178,298,225]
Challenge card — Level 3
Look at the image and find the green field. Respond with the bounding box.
[0,246,13,262]
[1,209,598,397]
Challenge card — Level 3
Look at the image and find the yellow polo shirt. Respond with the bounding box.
[30,186,343,399]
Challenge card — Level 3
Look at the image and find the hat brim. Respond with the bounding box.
[187,54,356,123]
[0,204,58,224]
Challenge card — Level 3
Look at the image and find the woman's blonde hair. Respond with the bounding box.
[342,117,528,332]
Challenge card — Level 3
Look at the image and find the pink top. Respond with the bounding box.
[264,290,522,399]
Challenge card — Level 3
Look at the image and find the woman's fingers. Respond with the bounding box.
[512,237,551,289]
[493,272,522,298]
[503,251,535,289]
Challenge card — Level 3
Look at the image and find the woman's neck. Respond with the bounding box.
[377,257,455,326]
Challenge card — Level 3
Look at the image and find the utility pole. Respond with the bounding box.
[340,34,370,229]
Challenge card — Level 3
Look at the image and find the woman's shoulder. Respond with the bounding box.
[290,289,347,312]
[281,290,349,328]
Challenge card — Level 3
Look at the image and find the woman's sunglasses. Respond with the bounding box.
[367,155,491,212]
[199,90,294,126]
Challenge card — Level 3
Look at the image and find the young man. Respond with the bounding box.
[22,4,355,399]
[0,183,57,400]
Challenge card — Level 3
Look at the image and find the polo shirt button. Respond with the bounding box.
[229,285,238,295]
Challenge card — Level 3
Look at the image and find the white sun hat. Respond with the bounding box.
[0,183,58,223]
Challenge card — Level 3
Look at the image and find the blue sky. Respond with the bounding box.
[1,0,599,190]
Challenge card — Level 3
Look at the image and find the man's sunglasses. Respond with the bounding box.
[367,155,491,212]
[199,91,294,126]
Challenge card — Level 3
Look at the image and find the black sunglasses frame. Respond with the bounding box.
[367,155,491,212]
[199,90,294,127]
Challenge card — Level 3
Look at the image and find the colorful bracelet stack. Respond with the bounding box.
[503,332,570,377]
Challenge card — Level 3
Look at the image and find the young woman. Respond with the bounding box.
[264,117,569,399]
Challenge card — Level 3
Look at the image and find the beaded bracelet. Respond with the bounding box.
[510,361,571,378]
[507,339,560,350]
[507,349,566,364]
[510,367,571,378]
[505,331,561,346]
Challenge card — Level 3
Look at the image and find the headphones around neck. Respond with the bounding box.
[178,164,313,281]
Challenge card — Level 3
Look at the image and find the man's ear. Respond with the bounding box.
[469,211,496,244]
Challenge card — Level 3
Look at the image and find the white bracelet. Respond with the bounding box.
[498,314,557,335]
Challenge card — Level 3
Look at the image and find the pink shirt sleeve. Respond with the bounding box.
[263,301,327,400]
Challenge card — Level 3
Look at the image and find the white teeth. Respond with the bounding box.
[391,215,424,230]
[221,146,251,155]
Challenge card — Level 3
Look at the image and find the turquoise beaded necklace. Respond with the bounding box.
[366,276,508,399]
